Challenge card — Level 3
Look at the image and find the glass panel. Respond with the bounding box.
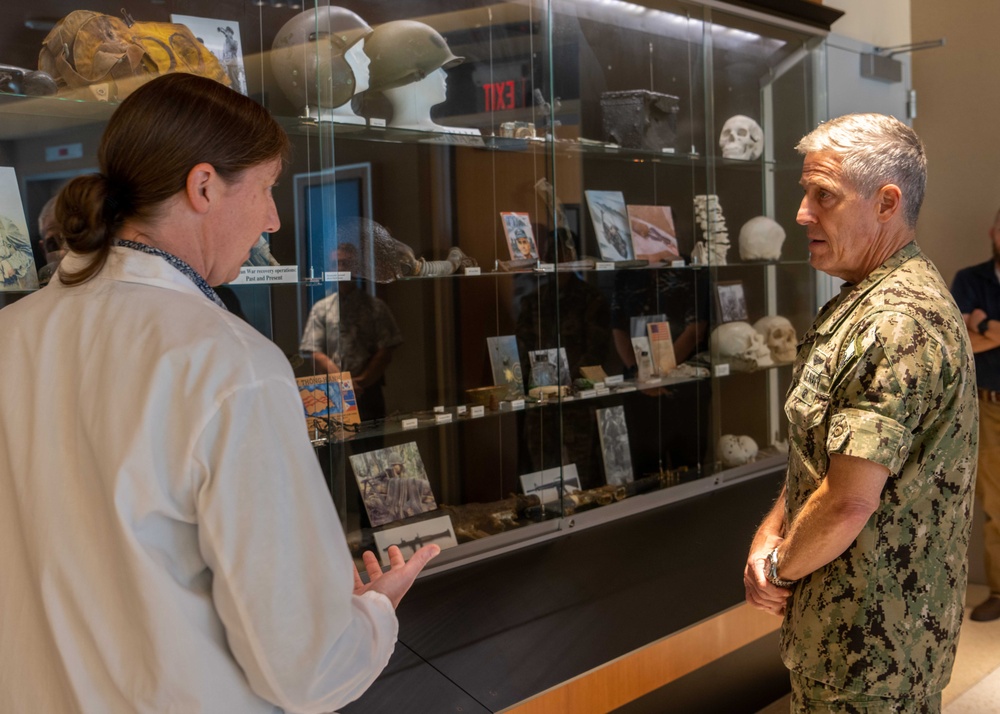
[0,0,826,566]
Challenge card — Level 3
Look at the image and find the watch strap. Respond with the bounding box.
[765,546,797,588]
[978,317,990,335]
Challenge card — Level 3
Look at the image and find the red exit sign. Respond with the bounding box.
[482,79,528,111]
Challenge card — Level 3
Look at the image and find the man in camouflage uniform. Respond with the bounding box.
[744,114,978,712]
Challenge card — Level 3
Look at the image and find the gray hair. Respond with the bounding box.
[796,113,926,229]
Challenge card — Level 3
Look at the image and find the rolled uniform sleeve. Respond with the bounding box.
[826,312,939,475]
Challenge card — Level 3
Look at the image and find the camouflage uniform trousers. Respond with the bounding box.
[791,671,941,713]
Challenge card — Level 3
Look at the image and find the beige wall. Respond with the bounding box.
[911,0,998,284]
[825,0,911,48]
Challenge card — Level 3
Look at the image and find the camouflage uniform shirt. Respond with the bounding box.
[780,241,978,696]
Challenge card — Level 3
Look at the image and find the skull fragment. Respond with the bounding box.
[710,321,774,371]
[719,115,764,160]
[753,315,798,364]
[718,434,759,468]
[738,216,785,261]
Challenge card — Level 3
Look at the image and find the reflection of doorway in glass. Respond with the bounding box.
[293,162,373,291]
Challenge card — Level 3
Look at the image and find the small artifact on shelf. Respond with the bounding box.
[600,89,680,152]
[753,315,798,364]
[718,434,759,468]
[738,216,786,261]
[0,64,57,96]
[719,114,764,160]
[465,385,506,410]
[497,257,538,272]
[499,121,536,139]
[438,494,542,542]
[692,194,730,266]
[337,216,476,282]
[39,10,231,100]
[710,321,774,372]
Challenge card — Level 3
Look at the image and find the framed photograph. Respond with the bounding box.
[646,321,677,375]
[597,406,633,486]
[372,514,458,566]
[500,211,538,260]
[349,442,437,528]
[171,14,248,94]
[520,464,582,506]
[585,190,635,261]
[716,280,748,323]
[626,205,680,263]
[0,166,38,291]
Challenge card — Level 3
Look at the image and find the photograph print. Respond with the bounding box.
[295,371,359,437]
[716,280,749,323]
[0,166,38,291]
[597,406,634,486]
[520,464,582,506]
[500,212,539,260]
[372,514,458,566]
[487,335,525,398]
[626,204,680,263]
[171,14,248,94]
[585,190,634,261]
[349,442,437,528]
[528,347,571,389]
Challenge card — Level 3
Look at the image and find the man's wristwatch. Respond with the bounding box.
[764,547,797,588]
[978,317,990,335]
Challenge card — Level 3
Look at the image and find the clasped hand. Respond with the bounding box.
[743,535,792,616]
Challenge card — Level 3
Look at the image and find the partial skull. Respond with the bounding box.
[753,315,798,364]
[739,216,785,261]
[718,434,759,468]
[711,321,774,371]
[719,115,764,160]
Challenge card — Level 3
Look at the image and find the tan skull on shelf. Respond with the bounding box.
[719,115,764,160]
[711,321,774,371]
[753,315,798,364]
[718,434,759,468]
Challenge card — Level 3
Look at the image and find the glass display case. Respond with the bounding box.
[0,0,829,570]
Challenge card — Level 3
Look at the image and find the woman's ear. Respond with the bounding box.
[185,163,217,214]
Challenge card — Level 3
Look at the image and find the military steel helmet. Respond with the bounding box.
[270,7,372,112]
[365,20,463,92]
[387,451,404,467]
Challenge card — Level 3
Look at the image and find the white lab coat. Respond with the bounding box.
[0,247,397,713]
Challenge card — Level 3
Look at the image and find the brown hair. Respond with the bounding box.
[57,73,291,284]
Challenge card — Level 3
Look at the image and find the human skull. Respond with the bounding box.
[718,434,759,468]
[711,321,774,371]
[753,315,798,364]
[738,216,785,261]
[719,115,764,160]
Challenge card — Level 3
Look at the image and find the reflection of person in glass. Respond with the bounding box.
[36,196,67,286]
[300,243,403,420]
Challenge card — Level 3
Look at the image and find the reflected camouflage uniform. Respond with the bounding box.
[781,242,978,697]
